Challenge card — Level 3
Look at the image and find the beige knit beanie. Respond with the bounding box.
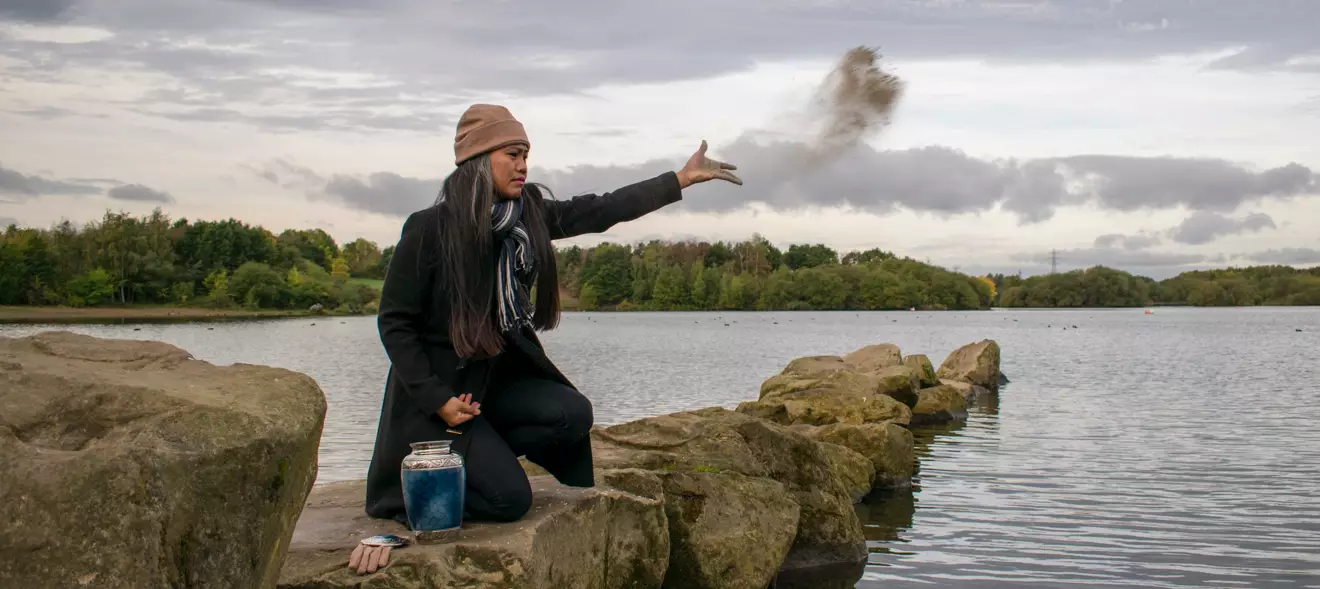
[453,104,529,165]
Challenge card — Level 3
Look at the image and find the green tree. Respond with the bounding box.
[651,265,688,308]
[783,244,839,269]
[578,282,600,310]
[580,243,632,304]
[331,256,350,278]
[230,262,287,309]
[690,260,709,307]
[842,248,895,265]
[377,245,396,280]
[202,268,233,308]
[278,228,339,271]
[342,238,383,277]
[65,268,115,307]
[718,274,748,309]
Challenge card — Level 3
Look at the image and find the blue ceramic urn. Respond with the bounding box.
[400,440,465,543]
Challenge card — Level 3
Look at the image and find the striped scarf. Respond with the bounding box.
[491,198,536,333]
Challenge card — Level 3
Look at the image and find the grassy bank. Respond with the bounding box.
[0,305,369,324]
[348,277,385,290]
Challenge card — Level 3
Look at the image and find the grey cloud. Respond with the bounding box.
[107,183,173,203]
[267,141,1319,225]
[1168,211,1276,245]
[533,139,1319,222]
[6,106,82,119]
[1244,248,1320,265]
[0,163,169,204]
[1004,157,1316,220]
[1094,232,1162,250]
[0,216,18,228]
[1096,210,1281,250]
[0,0,78,21]
[138,2,1320,72]
[67,177,121,184]
[0,163,103,198]
[249,158,331,190]
[255,159,445,217]
[321,173,440,217]
[4,0,1318,131]
[142,106,453,133]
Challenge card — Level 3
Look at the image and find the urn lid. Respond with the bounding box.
[409,440,453,454]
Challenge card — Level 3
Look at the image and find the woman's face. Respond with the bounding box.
[490,144,529,199]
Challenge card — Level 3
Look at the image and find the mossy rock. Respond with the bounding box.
[842,343,903,372]
[738,386,911,428]
[912,385,970,426]
[797,422,915,489]
[902,354,940,388]
[936,340,1002,393]
[1,331,326,589]
[592,408,867,570]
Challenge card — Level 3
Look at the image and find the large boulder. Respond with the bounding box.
[936,339,1002,393]
[760,351,918,409]
[0,331,326,589]
[807,438,877,502]
[903,354,940,388]
[841,343,902,372]
[780,355,851,378]
[759,369,877,401]
[911,385,969,426]
[737,385,911,427]
[938,379,993,403]
[652,471,799,589]
[797,422,914,489]
[278,476,670,588]
[592,408,867,570]
[871,365,920,407]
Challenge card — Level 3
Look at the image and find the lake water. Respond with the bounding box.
[3,308,1318,588]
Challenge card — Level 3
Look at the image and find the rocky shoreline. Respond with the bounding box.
[0,331,1000,589]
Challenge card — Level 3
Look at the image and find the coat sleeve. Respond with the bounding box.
[377,209,454,416]
[543,171,684,240]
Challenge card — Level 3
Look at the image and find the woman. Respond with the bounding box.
[356,104,740,562]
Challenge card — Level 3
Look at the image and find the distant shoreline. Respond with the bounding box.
[0,305,367,325]
[4,303,1307,326]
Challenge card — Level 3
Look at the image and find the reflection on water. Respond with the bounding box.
[4,307,1319,588]
[770,560,868,589]
[858,488,917,547]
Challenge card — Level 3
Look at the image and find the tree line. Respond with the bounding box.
[3,209,1316,312]
[991,265,1320,308]
[556,236,995,311]
[0,209,387,312]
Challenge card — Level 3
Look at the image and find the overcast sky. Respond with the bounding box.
[2,0,1318,278]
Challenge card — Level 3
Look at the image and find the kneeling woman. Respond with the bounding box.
[364,104,741,527]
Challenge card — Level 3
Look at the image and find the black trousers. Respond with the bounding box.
[462,372,594,522]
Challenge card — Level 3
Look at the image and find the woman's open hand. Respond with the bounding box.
[349,544,390,575]
[438,393,481,427]
[676,140,741,188]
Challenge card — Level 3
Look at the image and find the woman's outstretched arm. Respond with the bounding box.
[543,140,740,240]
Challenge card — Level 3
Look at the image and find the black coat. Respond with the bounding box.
[364,171,684,522]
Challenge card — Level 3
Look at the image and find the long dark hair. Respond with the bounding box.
[433,153,560,358]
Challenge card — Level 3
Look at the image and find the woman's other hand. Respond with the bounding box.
[438,393,481,427]
[676,140,741,188]
[349,544,390,575]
